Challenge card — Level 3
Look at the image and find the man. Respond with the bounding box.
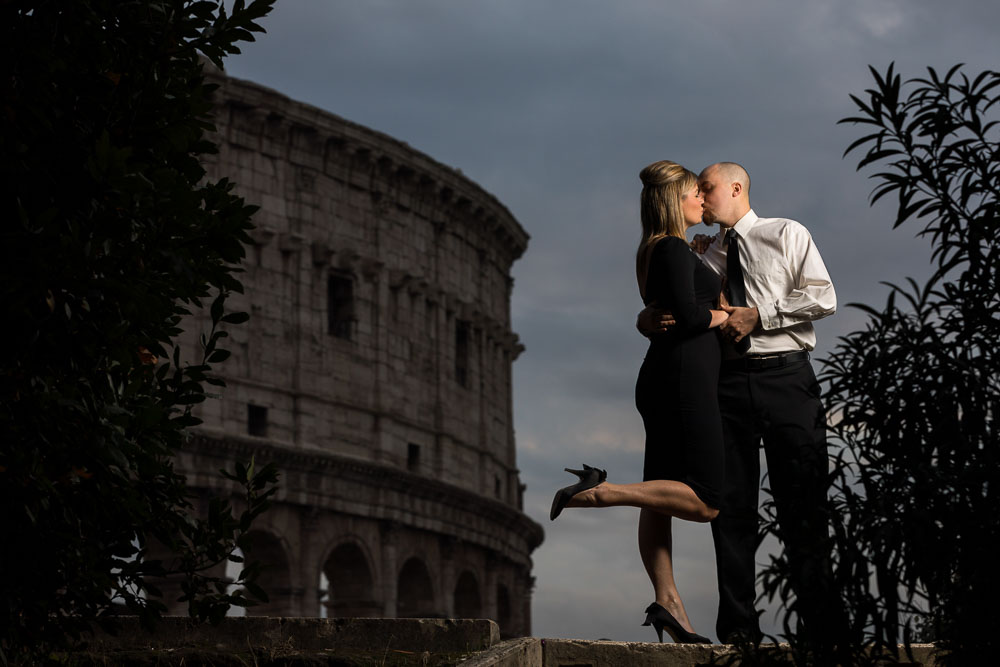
[640,162,838,645]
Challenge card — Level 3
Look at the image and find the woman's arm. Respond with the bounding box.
[708,309,729,328]
[706,289,730,328]
[650,237,714,333]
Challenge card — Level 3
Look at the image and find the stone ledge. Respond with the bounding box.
[541,638,940,667]
[74,618,941,666]
[462,637,542,667]
[86,616,498,654]
[544,638,715,667]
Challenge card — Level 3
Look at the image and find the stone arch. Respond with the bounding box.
[453,570,481,619]
[321,540,379,617]
[244,529,294,615]
[396,556,437,618]
[224,546,247,617]
[496,583,512,637]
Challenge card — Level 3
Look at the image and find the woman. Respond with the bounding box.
[550,160,727,644]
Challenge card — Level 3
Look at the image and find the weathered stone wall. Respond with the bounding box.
[166,70,541,637]
[77,618,944,666]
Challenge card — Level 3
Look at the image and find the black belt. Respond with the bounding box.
[723,350,810,371]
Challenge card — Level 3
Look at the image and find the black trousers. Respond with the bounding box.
[711,357,834,642]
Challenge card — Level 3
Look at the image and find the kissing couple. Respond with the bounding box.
[551,161,840,646]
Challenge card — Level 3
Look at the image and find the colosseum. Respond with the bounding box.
[165,70,543,637]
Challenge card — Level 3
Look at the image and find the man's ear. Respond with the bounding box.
[731,182,743,198]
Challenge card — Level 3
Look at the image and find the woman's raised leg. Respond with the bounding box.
[567,479,718,523]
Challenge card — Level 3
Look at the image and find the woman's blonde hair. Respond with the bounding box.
[636,160,697,301]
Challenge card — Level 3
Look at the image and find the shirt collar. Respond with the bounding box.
[730,209,758,238]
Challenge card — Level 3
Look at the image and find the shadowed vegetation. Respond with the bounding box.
[1,1,279,662]
[731,63,999,665]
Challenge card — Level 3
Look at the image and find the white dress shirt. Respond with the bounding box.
[700,209,836,355]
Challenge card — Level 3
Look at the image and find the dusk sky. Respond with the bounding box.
[221,0,999,642]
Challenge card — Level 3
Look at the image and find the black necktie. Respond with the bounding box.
[726,230,751,354]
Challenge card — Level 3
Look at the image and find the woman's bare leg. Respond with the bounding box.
[566,479,718,522]
[559,476,715,637]
[638,509,697,633]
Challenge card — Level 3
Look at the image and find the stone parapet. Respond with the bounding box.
[541,638,941,666]
[462,637,542,667]
[71,618,944,666]
[86,616,498,653]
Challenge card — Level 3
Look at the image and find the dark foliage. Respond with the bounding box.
[749,64,1000,665]
[0,0,277,661]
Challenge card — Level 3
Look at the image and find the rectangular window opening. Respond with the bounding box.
[248,404,268,438]
[328,274,354,340]
[455,319,470,387]
[407,443,421,472]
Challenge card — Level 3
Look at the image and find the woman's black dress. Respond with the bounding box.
[635,236,723,509]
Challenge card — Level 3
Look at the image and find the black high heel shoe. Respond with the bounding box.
[549,464,607,520]
[642,602,711,644]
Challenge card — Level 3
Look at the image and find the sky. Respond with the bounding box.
[220,0,1000,643]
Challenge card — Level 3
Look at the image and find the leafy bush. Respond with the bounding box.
[1,0,277,661]
[754,64,999,666]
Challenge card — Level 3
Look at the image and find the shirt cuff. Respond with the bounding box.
[757,301,778,330]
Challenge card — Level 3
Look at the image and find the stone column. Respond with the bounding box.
[521,571,536,637]
[379,520,400,617]
[439,536,457,618]
[298,509,323,617]
[483,551,499,626]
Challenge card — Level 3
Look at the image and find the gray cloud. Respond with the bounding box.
[224,0,1000,642]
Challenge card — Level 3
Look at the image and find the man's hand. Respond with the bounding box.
[719,304,759,342]
[637,305,676,337]
[690,234,716,254]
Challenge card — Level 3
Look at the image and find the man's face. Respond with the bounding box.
[698,166,732,227]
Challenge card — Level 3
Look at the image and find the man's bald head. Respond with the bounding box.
[710,162,750,191]
[698,162,751,227]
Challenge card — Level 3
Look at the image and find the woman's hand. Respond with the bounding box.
[709,309,730,328]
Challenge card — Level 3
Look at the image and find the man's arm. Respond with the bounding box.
[636,305,675,337]
[690,234,715,254]
[639,232,723,337]
[756,226,836,331]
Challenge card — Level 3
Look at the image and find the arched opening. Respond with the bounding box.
[224,546,246,617]
[453,571,481,619]
[496,584,512,637]
[397,557,437,618]
[242,530,293,615]
[320,542,378,617]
